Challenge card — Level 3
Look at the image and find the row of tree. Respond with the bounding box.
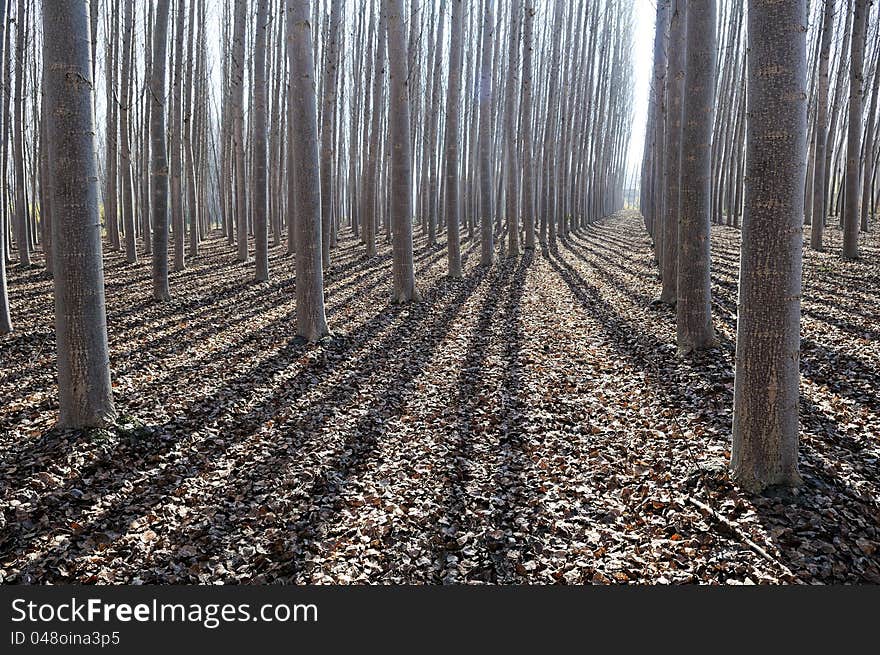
[640,0,869,493]
[4,1,634,429]
[0,0,634,336]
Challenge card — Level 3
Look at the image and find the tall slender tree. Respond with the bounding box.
[444,0,463,278]
[288,0,329,340]
[43,0,117,428]
[320,0,343,270]
[843,0,868,259]
[0,0,10,334]
[151,0,171,301]
[676,0,717,353]
[659,0,686,305]
[386,0,420,302]
[231,0,248,262]
[810,0,835,251]
[253,0,270,282]
[119,0,137,263]
[732,0,807,493]
[478,0,494,266]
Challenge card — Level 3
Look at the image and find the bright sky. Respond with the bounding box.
[628,0,657,176]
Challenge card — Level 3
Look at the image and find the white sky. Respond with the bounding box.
[627,0,657,175]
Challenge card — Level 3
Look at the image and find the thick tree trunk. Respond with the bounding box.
[43,0,117,429]
[732,0,807,493]
[151,0,171,302]
[676,0,717,353]
[288,0,329,341]
[386,0,420,303]
[843,0,868,259]
[253,0,270,282]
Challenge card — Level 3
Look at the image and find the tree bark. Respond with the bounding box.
[732,0,807,493]
[478,0,495,266]
[676,0,717,353]
[43,0,117,428]
[444,0,463,278]
[151,0,171,301]
[0,0,9,333]
[288,0,329,341]
[810,0,834,251]
[231,0,248,262]
[660,0,686,305]
[320,0,343,270]
[120,0,137,263]
[386,0,420,302]
[253,0,270,282]
[843,0,868,259]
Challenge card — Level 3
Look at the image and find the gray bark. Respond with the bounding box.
[478,0,494,265]
[843,0,868,259]
[386,0,420,302]
[0,0,9,334]
[445,0,463,278]
[731,0,807,493]
[232,0,248,262]
[810,0,834,251]
[660,0,686,305]
[676,0,717,353]
[320,0,343,270]
[120,0,136,263]
[151,0,171,301]
[288,0,329,341]
[254,0,270,282]
[43,0,117,428]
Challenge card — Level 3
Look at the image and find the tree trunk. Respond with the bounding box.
[810,0,834,251]
[478,0,494,266]
[731,0,807,494]
[363,2,387,259]
[120,0,137,263]
[151,0,171,301]
[843,0,868,259]
[288,0,329,341]
[676,0,717,353]
[253,0,270,282]
[0,0,9,333]
[320,0,343,270]
[43,0,117,428]
[521,0,535,250]
[504,0,521,256]
[660,0,686,305]
[444,0,463,278]
[386,0,420,302]
[13,0,30,266]
[232,0,248,262]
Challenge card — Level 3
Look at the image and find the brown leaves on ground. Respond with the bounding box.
[0,212,878,584]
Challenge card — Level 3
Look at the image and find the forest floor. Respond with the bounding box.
[1,211,879,584]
